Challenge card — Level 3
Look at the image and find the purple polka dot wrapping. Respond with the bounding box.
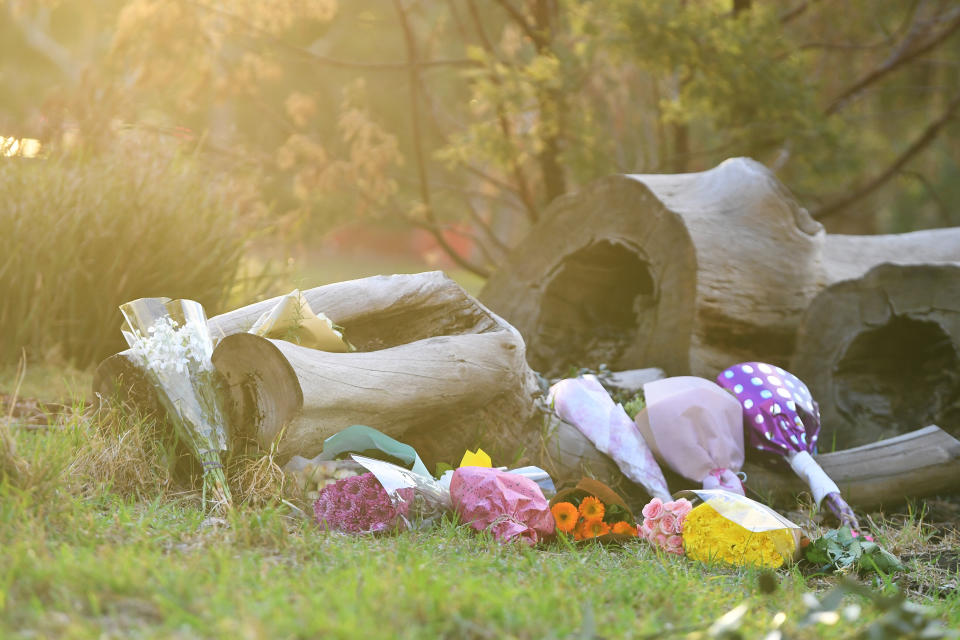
[716,362,860,531]
[715,361,821,456]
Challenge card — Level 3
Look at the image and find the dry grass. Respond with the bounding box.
[0,357,30,486]
[67,400,176,500]
[227,429,287,508]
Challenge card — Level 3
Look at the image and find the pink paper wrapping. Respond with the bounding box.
[549,376,671,501]
[637,377,745,495]
[450,467,555,545]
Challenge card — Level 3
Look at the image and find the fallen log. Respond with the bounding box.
[743,426,960,510]
[94,272,542,466]
[792,263,960,448]
[480,158,960,378]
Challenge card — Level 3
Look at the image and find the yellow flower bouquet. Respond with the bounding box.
[680,490,801,569]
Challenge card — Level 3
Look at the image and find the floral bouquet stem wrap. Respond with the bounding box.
[120,298,232,513]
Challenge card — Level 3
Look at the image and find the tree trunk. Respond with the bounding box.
[792,263,960,448]
[743,426,960,510]
[94,272,542,467]
[480,157,960,380]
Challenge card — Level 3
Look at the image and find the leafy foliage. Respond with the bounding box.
[805,527,905,575]
[3,0,959,273]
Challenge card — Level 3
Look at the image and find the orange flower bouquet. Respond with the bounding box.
[549,478,640,542]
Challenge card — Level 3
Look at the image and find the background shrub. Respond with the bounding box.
[0,147,247,367]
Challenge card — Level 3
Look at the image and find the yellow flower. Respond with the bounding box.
[551,502,579,534]
[611,521,638,536]
[578,496,605,521]
[682,503,797,569]
[577,517,611,540]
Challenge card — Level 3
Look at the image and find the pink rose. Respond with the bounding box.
[642,497,663,520]
[659,513,677,535]
[655,533,668,547]
[666,498,692,517]
[640,523,653,539]
[643,517,658,533]
[674,513,687,532]
[666,534,683,554]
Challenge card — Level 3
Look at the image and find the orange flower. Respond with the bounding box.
[551,502,579,534]
[578,496,605,521]
[577,517,611,540]
[611,521,638,536]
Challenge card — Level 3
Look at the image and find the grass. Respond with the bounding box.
[2,364,959,639]
[0,149,248,368]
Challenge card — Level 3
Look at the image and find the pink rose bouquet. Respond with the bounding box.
[639,497,692,555]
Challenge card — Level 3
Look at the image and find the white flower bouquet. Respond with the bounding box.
[120,298,232,512]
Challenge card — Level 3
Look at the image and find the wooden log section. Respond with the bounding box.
[94,272,543,466]
[792,263,960,448]
[480,158,960,379]
[743,426,960,510]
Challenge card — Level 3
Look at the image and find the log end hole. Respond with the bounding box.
[532,240,655,376]
[833,316,960,444]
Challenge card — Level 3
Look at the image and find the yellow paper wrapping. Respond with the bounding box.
[459,448,492,468]
[248,289,349,352]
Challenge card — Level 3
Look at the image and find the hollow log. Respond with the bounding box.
[94,272,542,466]
[743,426,960,510]
[792,263,960,448]
[479,158,960,379]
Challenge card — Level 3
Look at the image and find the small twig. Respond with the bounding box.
[392,0,490,278]
[814,89,960,220]
[825,6,960,114]
[493,0,547,49]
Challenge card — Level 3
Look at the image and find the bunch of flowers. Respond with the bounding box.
[638,497,693,555]
[551,495,639,541]
[682,501,798,569]
[313,472,414,534]
[120,298,231,513]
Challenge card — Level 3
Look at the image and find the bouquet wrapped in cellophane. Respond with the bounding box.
[680,489,801,569]
[313,454,451,535]
[120,298,232,513]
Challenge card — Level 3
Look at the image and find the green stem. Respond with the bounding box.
[199,449,232,513]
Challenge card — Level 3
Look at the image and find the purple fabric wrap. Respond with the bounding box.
[450,467,555,545]
[715,361,821,455]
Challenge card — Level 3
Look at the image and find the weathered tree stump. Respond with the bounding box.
[94,272,542,466]
[480,158,960,379]
[792,263,960,448]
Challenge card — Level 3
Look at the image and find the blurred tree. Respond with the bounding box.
[3,0,959,275]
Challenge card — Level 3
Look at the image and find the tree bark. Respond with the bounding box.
[792,263,960,448]
[480,158,960,380]
[743,426,960,510]
[94,272,542,467]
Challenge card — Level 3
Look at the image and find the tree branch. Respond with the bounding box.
[183,0,481,72]
[7,6,79,81]
[813,89,960,220]
[393,0,490,278]
[493,0,547,49]
[465,0,541,223]
[779,0,819,25]
[825,7,960,114]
